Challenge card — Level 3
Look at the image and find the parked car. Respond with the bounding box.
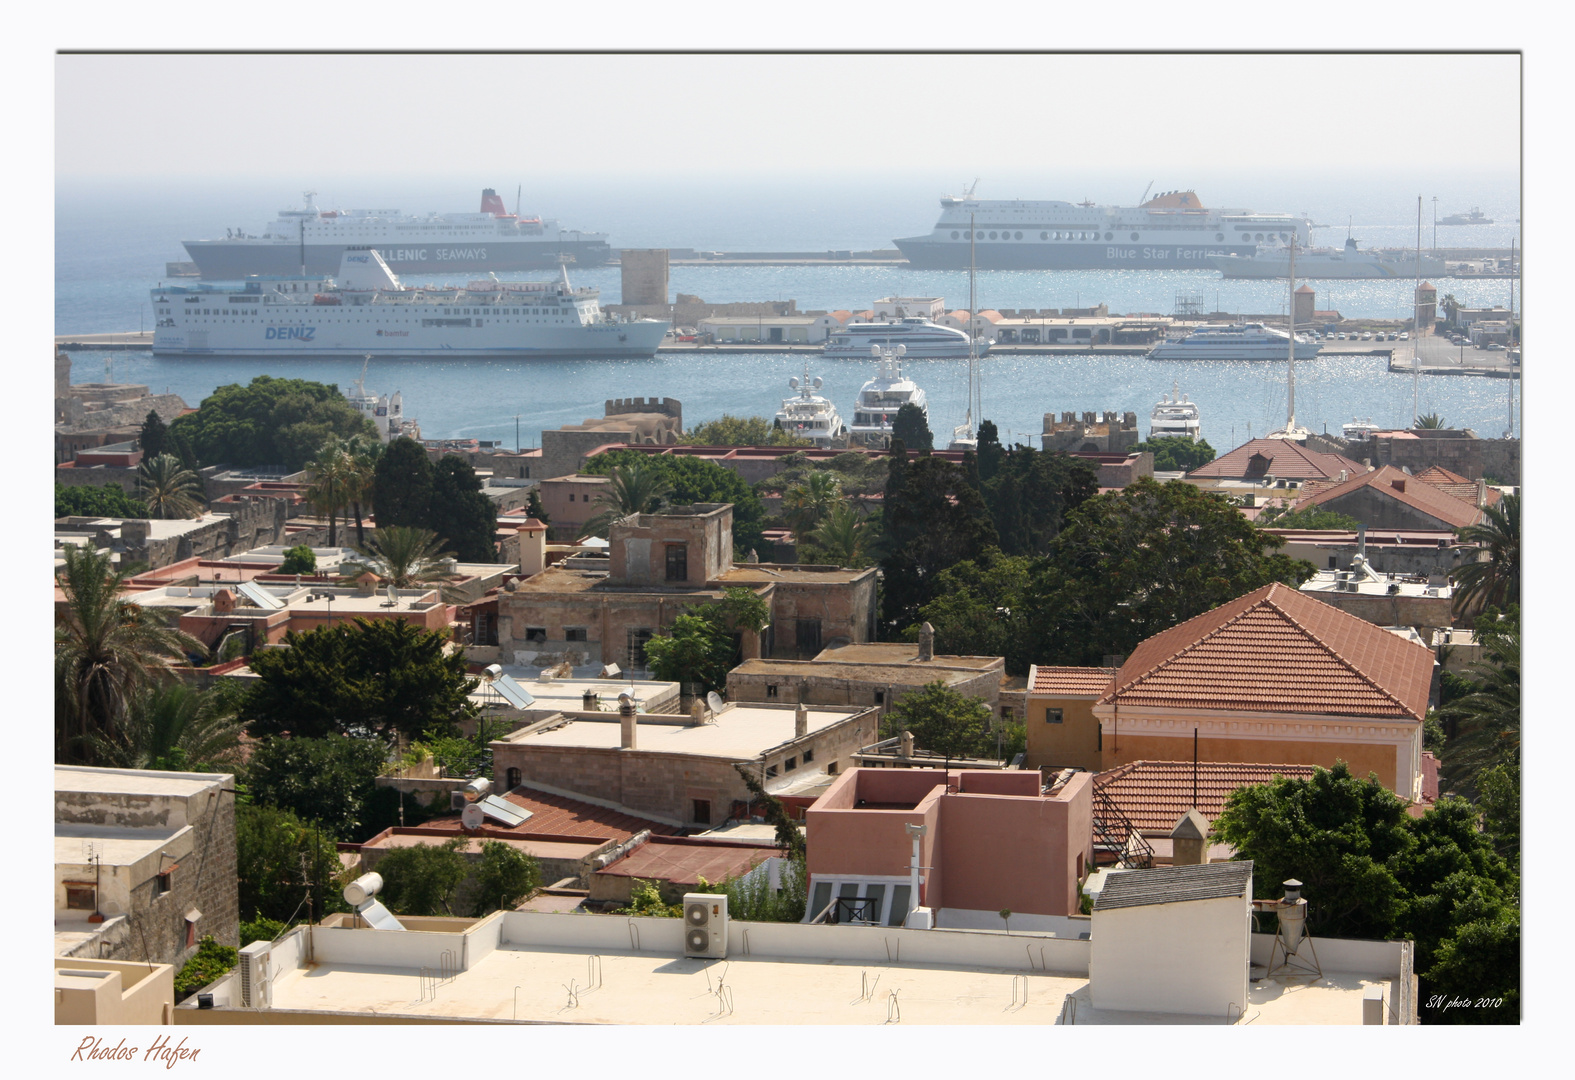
[1387,332,1398,341]
[1337,332,1347,340]
[1399,332,1410,341]
[1486,342,1505,351]
[1361,331,1373,341]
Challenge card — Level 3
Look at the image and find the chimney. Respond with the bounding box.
[618,695,637,749]
[795,701,808,739]
[1476,478,1487,508]
[1357,523,1367,563]
[1391,479,1406,493]
[1169,809,1210,866]
[691,699,708,727]
[899,730,915,759]
[582,689,599,711]
[917,621,935,662]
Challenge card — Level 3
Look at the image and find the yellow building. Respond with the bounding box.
[1023,666,1116,773]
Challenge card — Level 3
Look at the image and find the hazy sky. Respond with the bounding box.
[57,52,1521,181]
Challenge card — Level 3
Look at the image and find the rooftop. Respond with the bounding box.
[1186,438,1364,481]
[1029,665,1117,697]
[730,658,987,687]
[1093,760,1319,835]
[812,642,1002,670]
[1093,861,1254,911]
[54,765,230,800]
[1293,465,1485,529]
[502,703,871,760]
[715,564,874,586]
[412,785,680,843]
[1099,582,1434,722]
[55,824,187,868]
[593,836,774,886]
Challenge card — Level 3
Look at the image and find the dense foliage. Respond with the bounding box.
[883,680,1006,762]
[1213,763,1519,1024]
[471,841,542,916]
[1256,505,1363,530]
[878,443,999,631]
[370,436,434,530]
[973,423,1099,558]
[245,618,477,741]
[686,414,811,447]
[585,448,766,555]
[914,551,1035,673]
[55,482,147,519]
[244,735,390,842]
[891,402,933,451]
[1450,494,1519,615]
[278,544,317,575]
[235,802,348,923]
[173,936,238,1000]
[645,588,769,693]
[376,838,470,916]
[1131,436,1217,473]
[429,456,500,562]
[721,856,808,922]
[1438,608,1520,865]
[138,409,169,459]
[88,680,246,773]
[168,375,377,471]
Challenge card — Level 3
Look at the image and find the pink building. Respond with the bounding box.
[804,767,1092,925]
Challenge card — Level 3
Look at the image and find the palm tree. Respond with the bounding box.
[585,461,672,537]
[306,437,359,548]
[1438,613,1519,798]
[55,545,206,765]
[806,501,872,568]
[136,453,205,519]
[343,434,384,548]
[782,471,841,541]
[1414,413,1446,429]
[88,681,247,773]
[343,525,454,588]
[1450,492,1520,614]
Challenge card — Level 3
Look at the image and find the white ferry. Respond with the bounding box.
[344,363,420,443]
[150,248,668,359]
[1149,383,1201,441]
[1210,237,1447,279]
[1148,323,1321,362]
[824,318,985,360]
[849,345,928,446]
[894,187,1308,270]
[774,364,846,447]
[182,189,610,278]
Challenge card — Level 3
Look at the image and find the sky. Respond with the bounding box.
[56,52,1522,182]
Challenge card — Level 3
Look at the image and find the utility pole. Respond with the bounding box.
[514,413,522,454]
[1432,196,1438,254]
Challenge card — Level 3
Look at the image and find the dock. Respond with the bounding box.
[1388,337,1520,379]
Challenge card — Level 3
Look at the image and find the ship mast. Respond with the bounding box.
[968,211,979,434]
[1413,195,1422,427]
[1287,235,1297,433]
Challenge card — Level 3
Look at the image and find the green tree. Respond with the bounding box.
[55,482,147,519]
[585,449,767,556]
[1449,494,1519,615]
[732,762,807,858]
[526,487,550,525]
[977,443,1099,558]
[376,838,470,916]
[583,459,672,537]
[174,936,238,1000]
[645,614,731,692]
[305,436,356,547]
[1024,478,1317,666]
[279,544,317,576]
[245,618,478,741]
[801,501,875,568]
[343,434,383,548]
[138,410,169,459]
[879,451,999,632]
[471,840,541,916]
[406,718,507,781]
[1414,413,1447,429]
[245,735,390,841]
[1256,505,1364,530]
[915,550,1034,673]
[137,453,206,520]
[371,436,435,530]
[344,526,454,589]
[1438,608,1519,807]
[687,414,811,447]
[235,802,348,923]
[1131,436,1218,473]
[782,470,841,541]
[883,681,995,762]
[168,375,377,472]
[429,456,499,562]
[55,545,205,765]
[88,680,246,773]
[721,855,808,922]
[1423,911,1519,1023]
[891,402,933,451]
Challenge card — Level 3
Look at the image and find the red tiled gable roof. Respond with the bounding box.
[1029,665,1116,697]
[1413,465,1470,485]
[1099,582,1433,721]
[594,837,772,885]
[419,787,679,843]
[1094,760,1319,834]
[1186,438,1364,481]
[1293,465,1484,530]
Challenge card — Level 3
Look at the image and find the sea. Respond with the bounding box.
[55,175,1523,448]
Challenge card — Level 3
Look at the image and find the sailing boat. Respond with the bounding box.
[1265,237,1312,442]
[947,212,983,451]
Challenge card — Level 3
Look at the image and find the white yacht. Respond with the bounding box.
[774,364,846,448]
[1149,383,1201,441]
[824,317,984,360]
[1342,417,1381,441]
[1148,322,1321,362]
[849,345,928,446]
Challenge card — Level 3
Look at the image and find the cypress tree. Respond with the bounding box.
[371,437,434,530]
[139,410,168,459]
[429,456,498,563]
[892,403,933,452]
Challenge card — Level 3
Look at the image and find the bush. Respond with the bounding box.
[173,936,238,999]
[55,482,148,519]
[719,856,807,923]
[278,545,317,575]
[239,917,288,948]
[616,879,683,917]
[244,736,390,842]
[471,840,542,916]
[376,838,470,916]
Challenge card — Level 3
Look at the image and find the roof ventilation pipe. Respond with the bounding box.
[795,702,809,739]
[618,693,637,749]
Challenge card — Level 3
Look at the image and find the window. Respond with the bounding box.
[506,767,521,790]
[628,628,654,670]
[525,627,547,644]
[185,917,198,948]
[565,628,587,642]
[827,761,838,775]
[666,544,688,582]
[1045,708,1064,724]
[794,618,822,658]
[785,757,797,772]
[766,684,778,699]
[874,690,885,706]
[692,799,711,825]
[1000,706,1015,721]
[568,493,575,502]
[802,748,814,764]
[1328,556,1338,569]
[65,885,96,910]
[154,870,173,898]
[808,877,913,926]
[765,764,779,778]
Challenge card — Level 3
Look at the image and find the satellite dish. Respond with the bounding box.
[812,377,823,390]
[707,691,725,715]
[461,803,485,830]
[871,345,881,357]
[789,376,799,389]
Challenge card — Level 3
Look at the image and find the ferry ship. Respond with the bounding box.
[1148,323,1321,362]
[150,248,669,359]
[1149,383,1201,440]
[1440,207,1492,226]
[1210,237,1447,279]
[823,317,986,359]
[893,187,1308,270]
[774,364,846,447]
[182,189,611,278]
[848,345,928,446]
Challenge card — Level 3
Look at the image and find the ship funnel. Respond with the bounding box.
[480,188,508,216]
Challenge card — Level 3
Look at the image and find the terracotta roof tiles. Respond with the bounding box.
[1293,465,1484,530]
[1099,582,1433,721]
[1093,760,1318,834]
[417,787,679,844]
[1029,665,1117,696]
[1186,438,1364,481]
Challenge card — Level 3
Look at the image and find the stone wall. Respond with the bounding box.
[120,501,291,570]
[1372,431,1521,485]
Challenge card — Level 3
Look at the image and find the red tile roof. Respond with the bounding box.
[1099,582,1433,721]
[1186,438,1364,481]
[1094,760,1318,834]
[1029,665,1117,697]
[417,787,679,844]
[1413,465,1470,485]
[593,837,772,886]
[1293,465,1484,530]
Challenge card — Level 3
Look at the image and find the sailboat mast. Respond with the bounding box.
[969,213,977,432]
[1413,195,1423,427]
[1286,236,1296,432]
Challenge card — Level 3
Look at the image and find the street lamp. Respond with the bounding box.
[514,413,522,454]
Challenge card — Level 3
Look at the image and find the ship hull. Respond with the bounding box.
[895,237,1257,270]
[1209,254,1448,279]
[1148,343,1322,361]
[151,321,668,359]
[182,239,613,279]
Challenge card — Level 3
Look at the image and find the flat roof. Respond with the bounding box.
[812,642,1002,669]
[54,765,229,800]
[55,824,187,868]
[730,659,979,686]
[716,565,872,586]
[506,704,868,759]
[595,838,772,884]
[362,833,601,862]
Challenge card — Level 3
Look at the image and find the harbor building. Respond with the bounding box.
[1041,410,1141,453]
[619,249,669,306]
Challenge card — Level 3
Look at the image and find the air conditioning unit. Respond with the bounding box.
[238,940,272,1009]
[683,893,728,959]
[451,790,468,811]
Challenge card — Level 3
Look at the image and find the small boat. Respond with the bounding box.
[1342,417,1380,441]
[1440,206,1492,226]
[1149,382,1201,441]
[774,362,846,448]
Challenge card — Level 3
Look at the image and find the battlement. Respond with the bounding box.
[605,397,683,421]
